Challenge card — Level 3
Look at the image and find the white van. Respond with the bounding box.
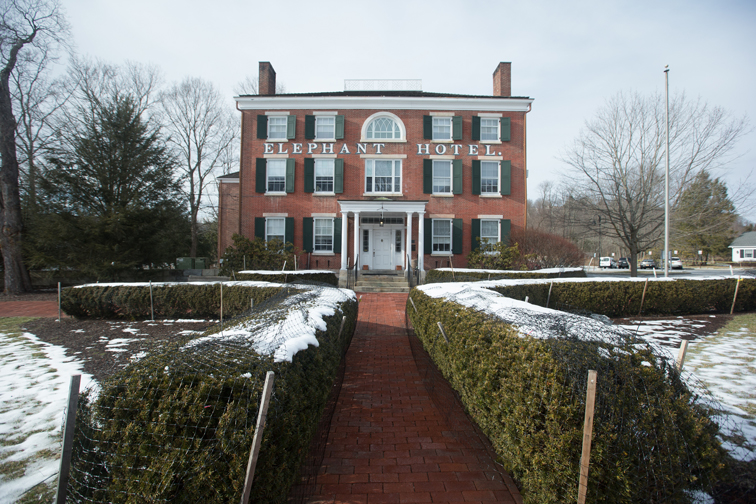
[599,257,617,269]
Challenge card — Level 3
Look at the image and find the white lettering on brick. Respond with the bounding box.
[417,144,430,155]
[356,143,367,154]
[339,143,351,154]
[435,144,447,155]
[264,143,274,154]
[292,143,302,154]
[321,143,334,154]
[468,144,479,156]
[307,143,318,154]
[277,143,288,154]
[373,143,385,154]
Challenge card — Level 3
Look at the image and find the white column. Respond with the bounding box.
[405,212,413,271]
[417,212,425,271]
[340,212,348,269]
[353,212,360,269]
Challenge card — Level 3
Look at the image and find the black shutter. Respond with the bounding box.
[302,217,313,253]
[471,116,480,141]
[471,219,481,251]
[286,158,295,193]
[285,217,294,248]
[501,117,511,142]
[501,160,511,196]
[257,115,267,139]
[335,115,345,139]
[423,159,432,194]
[452,219,463,255]
[304,158,314,193]
[472,160,481,195]
[256,158,266,193]
[286,115,296,139]
[452,159,462,194]
[333,218,342,253]
[423,115,432,139]
[305,115,315,139]
[452,116,462,140]
[334,159,344,193]
[255,217,265,240]
[424,219,432,255]
[501,219,511,244]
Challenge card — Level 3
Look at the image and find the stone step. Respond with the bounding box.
[355,286,410,293]
[355,276,407,283]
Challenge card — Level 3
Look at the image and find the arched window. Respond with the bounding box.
[361,112,406,142]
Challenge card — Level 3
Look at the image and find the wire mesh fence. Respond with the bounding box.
[407,283,754,503]
[62,281,356,504]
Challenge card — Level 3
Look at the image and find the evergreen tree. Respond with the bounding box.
[673,171,736,261]
[29,93,189,278]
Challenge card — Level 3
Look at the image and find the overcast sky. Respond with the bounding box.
[64,0,756,221]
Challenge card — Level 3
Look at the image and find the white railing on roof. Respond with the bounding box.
[344,79,422,91]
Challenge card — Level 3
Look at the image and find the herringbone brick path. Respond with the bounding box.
[307,293,521,504]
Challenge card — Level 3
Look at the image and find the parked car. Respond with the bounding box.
[599,256,617,269]
[669,257,683,269]
[618,257,629,269]
[640,258,656,269]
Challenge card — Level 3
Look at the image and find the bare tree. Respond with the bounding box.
[234,74,286,95]
[162,77,238,257]
[1,0,68,293]
[562,91,748,276]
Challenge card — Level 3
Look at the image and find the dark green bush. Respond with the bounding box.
[407,290,726,504]
[219,234,299,275]
[489,278,756,317]
[60,283,284,319]
[425,267,586,284]
[234,271,338,286]
[70,289,358,503]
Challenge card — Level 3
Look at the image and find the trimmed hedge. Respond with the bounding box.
[61,283,284,319]
[424,268,586,284]
[407,290,725,504]
[70,289,358,503]
[489,277,756,317]
[235,271,339,286]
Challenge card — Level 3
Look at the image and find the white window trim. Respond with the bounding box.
[360,111,406,143]
[364,158,402,195]
[479,117,500,143]
[480,160,500,196]
[266,159,287,195]
[480,219,500,245]
[432,160,452,195]
[314,158,335,194]
[267,115,289,142]
[431,218,452,255]
[315,115,336,141]
[431,116,453,142]
[313,217,334,254]
[266,217,286,243]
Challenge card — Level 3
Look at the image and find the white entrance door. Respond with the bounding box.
[373,229,393,269]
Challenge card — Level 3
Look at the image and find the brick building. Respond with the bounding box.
[218,62,533,282]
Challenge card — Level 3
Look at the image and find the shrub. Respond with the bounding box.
[235,271,339,286]
[511,228,586,269]
[69,287,358,503]
[467,240,532,270]
[219,234,299,276]
[406,289,726,504]
[424,267,586,284]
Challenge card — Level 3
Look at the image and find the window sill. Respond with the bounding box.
[312,138,336,143]
[432,193,454,198]
[430,139,453,143]
[267,137,289,142]
[312,252,336,256]
[363,192,403,197]
[265,192,287,196]
[479,193,502,198]
[431,252,453,256]
[313,192,336,197]
[479,140,502,145]
[359,137,407,143]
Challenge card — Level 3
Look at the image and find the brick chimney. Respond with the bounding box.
[259,62,276,95]
[493,62,511,97]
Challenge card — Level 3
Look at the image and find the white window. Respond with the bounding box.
[432,117,452,140]
[480,220,499,245]
[432,219,451,253]
[365,159,401,194]
[367,117,400,139]
[314,218,333,252]
[481,161,499,194]
[266,159,286,193]
[315,159,334,193]
[480,118,499,141]
[267,116,287,140]
[433,160,452,194]
[315,116,335,140]
[746,249,754,259]
[266,218,285,243]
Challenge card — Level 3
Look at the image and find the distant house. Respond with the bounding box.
[729,231,756,262]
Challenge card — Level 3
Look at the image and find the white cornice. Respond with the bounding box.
[236,95,533,113]
[338,200,428,214]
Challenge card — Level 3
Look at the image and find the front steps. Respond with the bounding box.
[354,270,410,293]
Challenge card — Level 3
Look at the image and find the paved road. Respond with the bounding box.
[586,266,752,279]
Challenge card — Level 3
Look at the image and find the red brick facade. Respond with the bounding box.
[218,62,532,273]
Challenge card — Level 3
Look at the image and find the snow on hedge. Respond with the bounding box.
[238,269,337,276]
[434,267,585,275]
[184,285,356,363]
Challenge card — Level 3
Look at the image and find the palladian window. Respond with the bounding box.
[366,117,401,139]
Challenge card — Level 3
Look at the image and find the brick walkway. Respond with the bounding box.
[0,301,61,318]
[308,293,521,504]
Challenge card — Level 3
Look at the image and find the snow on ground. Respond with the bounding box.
[0,327,94,504]
[184,285,356,362]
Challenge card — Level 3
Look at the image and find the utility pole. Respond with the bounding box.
[664,65,670,278]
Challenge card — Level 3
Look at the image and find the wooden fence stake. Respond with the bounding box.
[337,316,346,339]
[251,298,254,310]
[676,340,689,371]
[241,371,275,504]
[58,282,62,322]
[546,282,554,308]
[638,279,649,316]
[408,297,417,313]
[730,276,741,315]
[437,321,449,344]
[243,255,246,271]
[449,256,455,280]
[577,370,597,504]
[149,280,154,321]
[55,374,81,504]
[525,296,529,303]
[220,283,224,326]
